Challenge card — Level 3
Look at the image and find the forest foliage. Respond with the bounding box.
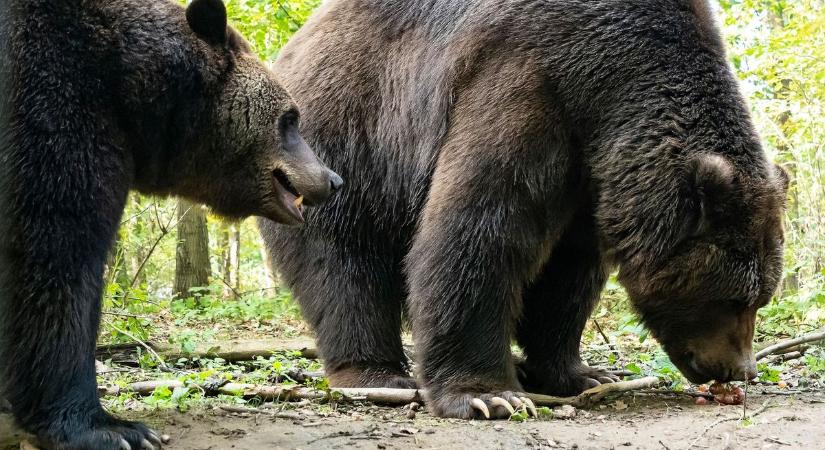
[103,0,825,383]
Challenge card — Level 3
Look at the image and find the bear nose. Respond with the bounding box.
[329,170,344,192]
[728,357,757,381]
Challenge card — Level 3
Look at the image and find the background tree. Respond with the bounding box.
[174,200,210,299]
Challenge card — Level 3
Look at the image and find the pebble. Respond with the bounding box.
[553,405,577,419]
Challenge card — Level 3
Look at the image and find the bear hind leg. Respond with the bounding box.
[259,221,415,389]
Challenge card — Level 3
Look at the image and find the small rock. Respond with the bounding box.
[406,409,417,420]
[553,405,577,420]
[494,425,504,431]
[160,435,171,444]
[407,402,421,412]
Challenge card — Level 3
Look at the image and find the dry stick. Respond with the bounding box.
[593,320,611,345]
[107,324,173,372]
[97,338,319,363]
[686,401,772,450]
[114,376,661,408]
[755,329,825,361]
[218,405,302,420]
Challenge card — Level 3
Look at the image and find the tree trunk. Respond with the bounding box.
[174,199,210,298]
[230,224,241,292]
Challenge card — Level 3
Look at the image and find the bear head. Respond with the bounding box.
[175,0,342,225]
[619,154,789,384]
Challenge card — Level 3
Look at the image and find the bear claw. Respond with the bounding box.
[470,398,490,418]
[521,397,538,417]
[467,394,537,420]
[490,396,515,415]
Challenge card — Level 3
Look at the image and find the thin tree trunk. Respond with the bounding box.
[218,222,232,297]
[174,199,210,299]
[230,224,241,292]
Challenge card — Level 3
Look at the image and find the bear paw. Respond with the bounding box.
[36,415,162,450]
[519,361,623,396]
[426,390,537,420]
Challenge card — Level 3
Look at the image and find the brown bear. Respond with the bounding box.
[258,0,788,419]
[0,0,341,448]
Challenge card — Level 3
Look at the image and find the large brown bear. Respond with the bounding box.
[259,0,788,419]
[0,0,341,448]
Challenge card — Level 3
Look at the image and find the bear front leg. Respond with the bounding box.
[0,150,161,449]
[406,134,568,419]
[407,182,555,418]
[516,212,621,396]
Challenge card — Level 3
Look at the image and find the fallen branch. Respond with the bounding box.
[105,376,660,408]
[756,329,825,361]
[528,376,662,407]
[768,351,803,363]
[218,405,303,420]
[96,337,319,363]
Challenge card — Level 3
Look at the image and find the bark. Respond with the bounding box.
[174,200,210,298]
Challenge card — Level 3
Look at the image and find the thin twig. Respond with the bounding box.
[108,324,172,372]
[687,401,772,450]
[102,311,149,319]
[743,381,748,420]
[756,329,825,360]
[219,276,243,299]
[120,204,192,304]
[121,203,153,225]
[593,320,611,345]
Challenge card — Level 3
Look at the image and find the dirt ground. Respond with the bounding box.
[109,391,824,450]
[2,391,824,449]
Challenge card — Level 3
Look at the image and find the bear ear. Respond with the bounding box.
[186,0,228,45]
[679,154,735,241]
[773,163,790,193]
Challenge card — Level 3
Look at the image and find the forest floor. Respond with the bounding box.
[4,291,825,450]
[4,358,825,450]
[4,386,825,449]
[121,390,825,449]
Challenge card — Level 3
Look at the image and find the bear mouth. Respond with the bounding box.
[272,168,305,223]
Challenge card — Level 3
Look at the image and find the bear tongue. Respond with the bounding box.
[282,191,304,223]
[272,175,304,224]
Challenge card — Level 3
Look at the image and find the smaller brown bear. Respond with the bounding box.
[0,0,341,448]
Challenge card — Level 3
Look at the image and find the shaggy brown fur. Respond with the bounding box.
[259,0,788,419]
[0,0,340,447]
